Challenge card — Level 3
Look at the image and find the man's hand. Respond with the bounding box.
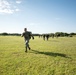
[21,34,23,37]
[32,37,34,40]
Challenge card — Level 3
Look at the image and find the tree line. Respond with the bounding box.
[0,32,76,37]
[49,32,76,37]
[0,33,21,36]
[41,32,76,38]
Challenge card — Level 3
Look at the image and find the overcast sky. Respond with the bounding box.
[0,0,76,34]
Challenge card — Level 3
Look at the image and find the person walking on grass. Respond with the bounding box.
[21,28,34,52]
[43,34,46,40]
[46,34,50,41]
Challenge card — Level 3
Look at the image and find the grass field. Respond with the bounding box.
[0,36,76,75]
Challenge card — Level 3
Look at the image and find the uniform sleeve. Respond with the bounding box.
[21,32,24,37]
[30,32,34,39]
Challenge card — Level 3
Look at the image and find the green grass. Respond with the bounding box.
[0,36,76,75]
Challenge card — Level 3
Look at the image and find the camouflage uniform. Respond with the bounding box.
[21,31,34,52]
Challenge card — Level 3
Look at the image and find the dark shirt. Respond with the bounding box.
[22,31,31,40]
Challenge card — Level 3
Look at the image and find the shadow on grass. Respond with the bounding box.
[31,50,70,58]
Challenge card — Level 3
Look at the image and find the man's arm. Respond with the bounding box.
[30,32,34,39]
[21,33,24,37]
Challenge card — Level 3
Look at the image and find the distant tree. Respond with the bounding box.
[64,33,69,37]
[70,33,76,36]
[55,32,60,38]
[60,32,64,37]
[32,34,40,36]
[55,32,68,37]
[1,32,8,35]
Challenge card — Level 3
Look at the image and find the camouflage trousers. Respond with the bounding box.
[25,39,30,49]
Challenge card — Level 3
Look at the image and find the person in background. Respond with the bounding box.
[46,34,49,41]
[43,34,46,40]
